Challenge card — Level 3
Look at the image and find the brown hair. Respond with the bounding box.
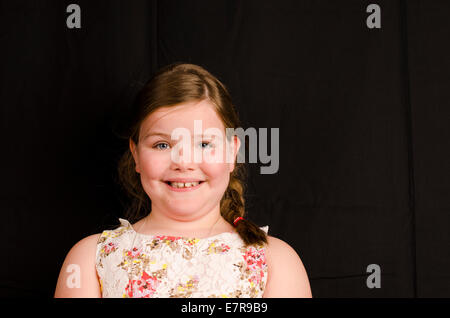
[116,62,267,247]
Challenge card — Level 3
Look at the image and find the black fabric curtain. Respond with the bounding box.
[1,0,449,297]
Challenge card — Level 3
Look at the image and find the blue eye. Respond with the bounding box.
[154,142,170,150]
[200,142,213,149]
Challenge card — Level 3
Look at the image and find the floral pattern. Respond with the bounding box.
[95,218,269,298]
[125,271,160,298]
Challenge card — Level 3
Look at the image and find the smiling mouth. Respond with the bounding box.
[164,181,205,189]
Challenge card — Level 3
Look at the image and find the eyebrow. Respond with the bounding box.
[142,132,221,140]
[143,132,171,139]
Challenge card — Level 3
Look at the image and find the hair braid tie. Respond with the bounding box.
[233,216,244,226]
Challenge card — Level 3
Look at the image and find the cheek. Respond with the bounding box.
[203,142,233,164]
[139,151,169,180]
[202,162,232,187]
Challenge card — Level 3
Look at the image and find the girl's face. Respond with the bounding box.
[130,99,240,221]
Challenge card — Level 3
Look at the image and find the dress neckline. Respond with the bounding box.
[119,218,238,241]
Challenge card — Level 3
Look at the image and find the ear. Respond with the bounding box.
[229,135,241,173]
[129,138,141,173]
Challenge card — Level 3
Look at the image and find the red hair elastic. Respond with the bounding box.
[233,216,244,226]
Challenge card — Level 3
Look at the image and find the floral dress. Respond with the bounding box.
[96,218,269,298]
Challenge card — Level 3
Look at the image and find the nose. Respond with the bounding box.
[170,143,198,171]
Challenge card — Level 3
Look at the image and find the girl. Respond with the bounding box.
[54,63,312,298]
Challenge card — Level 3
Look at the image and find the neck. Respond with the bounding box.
[141,204,224,237]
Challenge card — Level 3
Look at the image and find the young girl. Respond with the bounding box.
[54,63,312,298]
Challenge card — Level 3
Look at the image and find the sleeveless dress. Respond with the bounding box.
[95,218,269,298]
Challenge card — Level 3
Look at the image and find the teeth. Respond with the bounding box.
[169,181,200,188]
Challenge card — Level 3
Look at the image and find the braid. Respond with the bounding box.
[221,164,268,247]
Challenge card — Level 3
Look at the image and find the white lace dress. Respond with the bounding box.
[96,218,269,298]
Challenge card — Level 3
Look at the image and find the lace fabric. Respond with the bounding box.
[96,218,269,298]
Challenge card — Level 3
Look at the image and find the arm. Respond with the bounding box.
[263,235,312,298]
[54,233,102,298]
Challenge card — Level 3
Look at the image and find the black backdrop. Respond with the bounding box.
[1,0,449,298]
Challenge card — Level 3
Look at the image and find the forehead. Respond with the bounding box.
[140,99,225,134]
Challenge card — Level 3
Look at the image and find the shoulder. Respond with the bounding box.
[263,235,312,298]
[71,233,103,253]
[54,233,102,298]
[64,233,103,262]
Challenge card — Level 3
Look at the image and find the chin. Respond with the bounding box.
[164,203,204,218]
